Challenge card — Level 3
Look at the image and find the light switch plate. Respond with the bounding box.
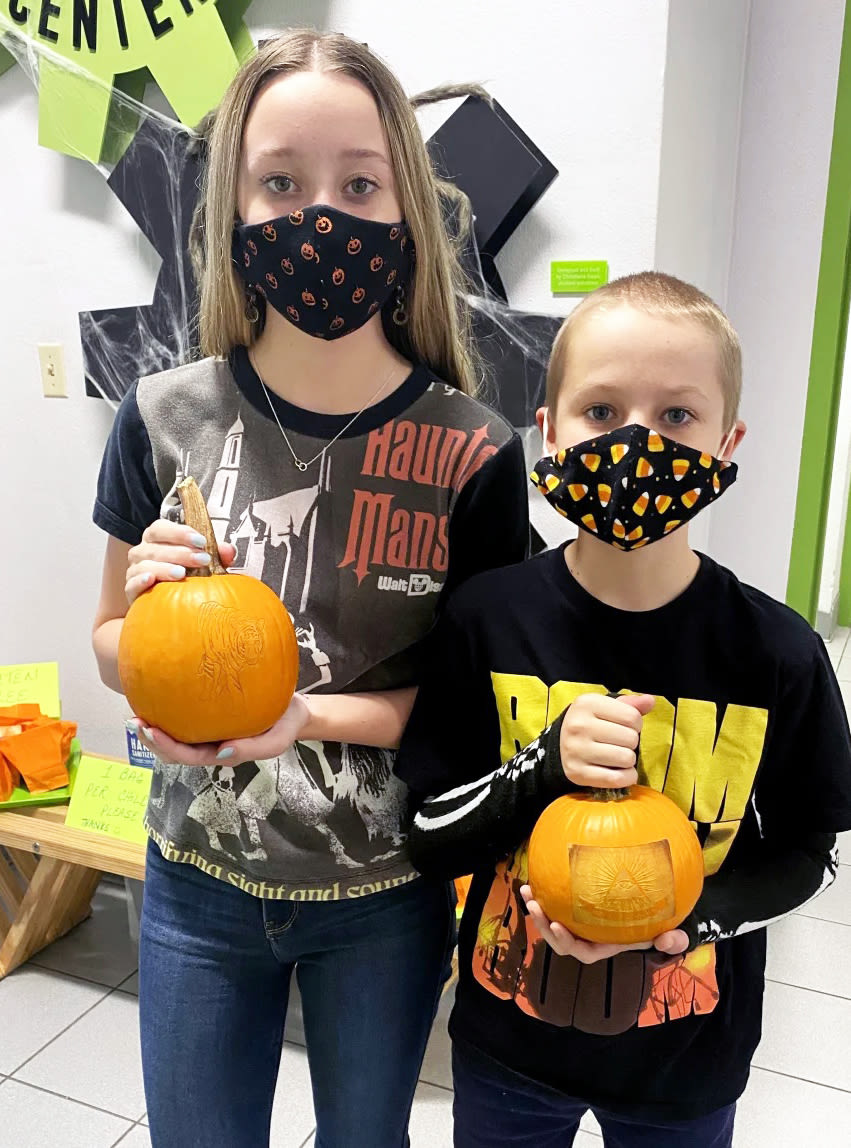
[38,344,67,398]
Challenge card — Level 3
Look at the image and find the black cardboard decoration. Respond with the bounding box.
[80,96,562,440]
[427,97,558,300]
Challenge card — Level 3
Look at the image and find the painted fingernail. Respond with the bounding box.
[124,719,141,733]
[170,565,186,578]
[194,553,212,566]
[216,747,234,761]
[189,532,207,549]
[142,727,154,741]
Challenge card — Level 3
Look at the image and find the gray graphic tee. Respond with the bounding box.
[94,349,528,899]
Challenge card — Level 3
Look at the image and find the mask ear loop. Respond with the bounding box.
[718,426,736,461]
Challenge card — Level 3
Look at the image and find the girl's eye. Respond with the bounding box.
[664,408,692,427]
[347,176,377,196]
[586,404,614,423]
[262,175,295,195]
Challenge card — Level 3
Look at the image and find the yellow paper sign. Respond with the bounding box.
[0,662,60,717]
[66,755,152,845]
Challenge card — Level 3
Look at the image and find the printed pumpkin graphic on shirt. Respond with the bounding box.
[472,676,769,1034]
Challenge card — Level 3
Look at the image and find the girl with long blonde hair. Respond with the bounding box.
[92,29,527,1147]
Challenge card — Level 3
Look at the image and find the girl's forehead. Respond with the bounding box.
[244,71,388,158]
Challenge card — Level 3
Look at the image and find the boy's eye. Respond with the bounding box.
[586,404,614,423]
[262,175,295,195]
[663,408,692,427]
[347,176,378,196]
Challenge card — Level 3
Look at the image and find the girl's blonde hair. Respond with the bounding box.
[192,30,480,396]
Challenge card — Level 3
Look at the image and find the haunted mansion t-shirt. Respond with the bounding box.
[397,547,851,1119]
[94,349,527,898]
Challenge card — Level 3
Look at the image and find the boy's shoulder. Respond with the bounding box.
[702,555,826,675]
[447,548,561,621]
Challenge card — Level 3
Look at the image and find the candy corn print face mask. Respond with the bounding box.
[531,424,738,550]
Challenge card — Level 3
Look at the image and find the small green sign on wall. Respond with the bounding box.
[551,260,610,295]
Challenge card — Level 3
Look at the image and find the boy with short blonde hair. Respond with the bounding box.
[397,272,851,1147]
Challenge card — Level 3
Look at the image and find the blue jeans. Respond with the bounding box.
[452,1041,735,1148]
[140,840,455,1148]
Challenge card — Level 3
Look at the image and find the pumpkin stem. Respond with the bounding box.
[590,787,631,802]
[177,477,227,577]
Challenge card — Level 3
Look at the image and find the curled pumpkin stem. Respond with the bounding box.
[177,477,227,577]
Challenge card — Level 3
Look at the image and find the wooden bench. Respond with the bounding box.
[0,796,146,980]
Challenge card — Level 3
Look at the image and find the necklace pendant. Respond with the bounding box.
[294,459,308,472]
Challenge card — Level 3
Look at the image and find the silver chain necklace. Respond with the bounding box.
[251,353,398,472]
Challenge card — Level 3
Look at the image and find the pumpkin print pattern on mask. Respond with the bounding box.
[530,424,738,550]
[233,204,413,340]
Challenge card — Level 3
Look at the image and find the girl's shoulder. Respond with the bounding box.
[134,356,239,431]
[136,356,234,404]
[408,370,517,448]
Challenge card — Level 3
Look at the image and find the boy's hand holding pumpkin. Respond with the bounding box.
[520,886,690,963]
[559,692,655,788]
[539,691,691,963]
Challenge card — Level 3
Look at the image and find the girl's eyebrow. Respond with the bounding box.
[251,145,390,165]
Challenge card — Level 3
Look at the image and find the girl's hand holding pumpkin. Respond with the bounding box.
[130,692,311,768]
[125,519,237,605]
[559,693,655,789]
[520,886,689,963]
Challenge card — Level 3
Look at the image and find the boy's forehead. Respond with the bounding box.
[563,306,724,396]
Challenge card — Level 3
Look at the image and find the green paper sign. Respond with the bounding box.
[551,260,609,295]
[0,0,253,163]
[0,661,60,716]
[66,753,152,844]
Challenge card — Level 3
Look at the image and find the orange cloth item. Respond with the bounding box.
[0,705,76,797]
[0,755,19,802]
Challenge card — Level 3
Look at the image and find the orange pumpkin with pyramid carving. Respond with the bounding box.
[528,785,704,944]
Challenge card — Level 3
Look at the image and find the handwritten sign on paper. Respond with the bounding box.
[66,755,152,845]
[0,663,61,716]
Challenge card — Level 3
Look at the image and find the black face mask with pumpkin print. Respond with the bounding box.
[531,424,738,550]
[232,204,413,340]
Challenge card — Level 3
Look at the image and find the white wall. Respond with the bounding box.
[655,0,750,308]
[709,0,846,600]
[654,0,751,555]
[0,0,671,755]
[0,67,160,758]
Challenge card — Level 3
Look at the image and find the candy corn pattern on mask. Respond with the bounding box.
[531,424,738,550]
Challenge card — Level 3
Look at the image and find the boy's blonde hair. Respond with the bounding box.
[545,271,742,429]
[193,30,478,395]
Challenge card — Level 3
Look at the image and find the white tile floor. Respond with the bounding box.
[0,630,849,1147]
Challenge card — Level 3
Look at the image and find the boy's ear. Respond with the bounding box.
[720,420,747,461]
[536,406,556,454]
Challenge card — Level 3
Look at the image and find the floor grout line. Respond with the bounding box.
[9,977,124,1079]
[765,975,851,1003]
[750,1063,851,1096]
[109,1122,144,1147]
[796,909,851,928]
[418,1076,453,1094]
[0,1074,140,1121]
[24,961,138,993]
